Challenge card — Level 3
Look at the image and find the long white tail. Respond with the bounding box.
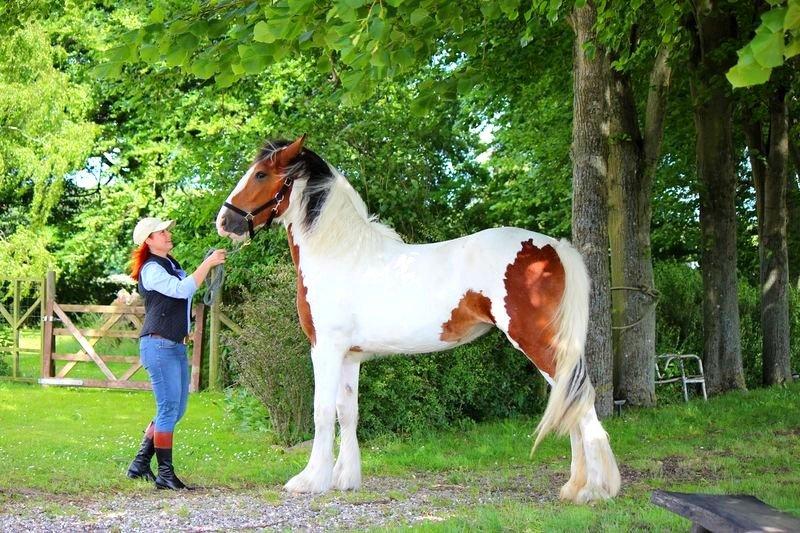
[532,239,596,451]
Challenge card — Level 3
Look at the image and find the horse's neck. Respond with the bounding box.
[288,173,401,259]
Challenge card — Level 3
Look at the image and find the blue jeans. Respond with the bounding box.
[140,336,189,433]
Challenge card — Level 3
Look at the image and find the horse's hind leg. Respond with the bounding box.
[333,356,362,490]
[285,343,344,494]
[560,427,587,501]
[574,405,621,503]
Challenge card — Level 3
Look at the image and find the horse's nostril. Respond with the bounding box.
[220,215,228,228]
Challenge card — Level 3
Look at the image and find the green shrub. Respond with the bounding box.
[224,263,314,446]
[0,328,11,376]
[358,331,546,438]
[223,387,271,432]
[655,261,800,389]
[654,262,703,356]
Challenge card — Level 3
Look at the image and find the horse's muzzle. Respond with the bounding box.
[216,207,248,240]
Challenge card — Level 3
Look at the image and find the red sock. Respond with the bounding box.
[153,431,173,448]
[145,421,155,439]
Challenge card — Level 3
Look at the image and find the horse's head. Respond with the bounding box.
[216,135,306,241]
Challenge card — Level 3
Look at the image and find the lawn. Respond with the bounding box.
[0,380,798,531]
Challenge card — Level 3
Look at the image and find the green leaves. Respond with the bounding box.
[728,0,800,87]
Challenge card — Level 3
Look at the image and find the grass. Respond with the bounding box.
[0,380,798,531]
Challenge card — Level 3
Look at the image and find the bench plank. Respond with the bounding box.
[652,490,800,533]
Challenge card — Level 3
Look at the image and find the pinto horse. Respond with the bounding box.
[216,136,621,503]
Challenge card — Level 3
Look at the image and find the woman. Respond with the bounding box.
[126,217,226,489]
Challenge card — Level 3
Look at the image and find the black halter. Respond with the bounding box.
[223,176,294,239]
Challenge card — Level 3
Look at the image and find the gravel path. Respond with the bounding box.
[0,474,554,532]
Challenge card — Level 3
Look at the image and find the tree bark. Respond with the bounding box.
[788,136,800,288]
[688,3,745,394]
[569,2,613,417]
[609,47,670,407]
[761,88,792,385]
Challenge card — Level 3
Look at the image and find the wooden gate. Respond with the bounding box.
[39,272,206,391]
[0,276,45,382]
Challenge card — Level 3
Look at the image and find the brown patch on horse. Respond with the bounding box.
[349,346,363,352]
[229,137,304,227]
[287,225,316,345]
[503,241,565,377]
[440,290,495,342]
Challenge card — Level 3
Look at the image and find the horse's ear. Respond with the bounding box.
[277,134,306,165]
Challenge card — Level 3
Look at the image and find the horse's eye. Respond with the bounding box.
[255,171,267,181]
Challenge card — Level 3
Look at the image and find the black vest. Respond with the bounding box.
[138,255,190,343]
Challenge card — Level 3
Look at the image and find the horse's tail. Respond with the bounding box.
[532,239,595,452]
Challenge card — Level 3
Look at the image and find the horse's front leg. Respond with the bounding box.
[285,344,344,494]
[333,356,362,490]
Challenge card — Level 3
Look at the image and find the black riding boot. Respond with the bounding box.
[127,433,156,481]
[154,447,188,490]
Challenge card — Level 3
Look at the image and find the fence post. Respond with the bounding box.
[41,271,56,379]
[208,295,221,391]
[12,279,20,378]
[190,303,205,392]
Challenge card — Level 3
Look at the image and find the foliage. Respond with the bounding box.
[104,0,546,107]
[0,228,56,281]
[655,261,800,389]
[654,262,704,357]
[0,332,10,376]
[223,386,271,432]
[224,262,314,446]
[358,331,547,438]
[0,17,97,224]
[728,0,800,87]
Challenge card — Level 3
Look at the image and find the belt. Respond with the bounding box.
[146,333,191,345]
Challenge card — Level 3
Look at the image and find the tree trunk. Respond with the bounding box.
[569,2,613,417]
[788,136,800,288]
[609,48,670,407]
[761,88,792,385]
[743,87,793,386]
[689,4,745,394]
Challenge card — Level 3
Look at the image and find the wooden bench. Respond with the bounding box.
[652,490,800,532]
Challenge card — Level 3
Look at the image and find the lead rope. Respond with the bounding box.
[203,240,251,306]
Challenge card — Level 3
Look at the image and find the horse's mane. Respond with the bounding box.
[259,140,403,255]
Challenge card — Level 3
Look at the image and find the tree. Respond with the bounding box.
[597,0,676,406]
[569,2,614,416]
[743,77,794,385]
[687,1,746,394]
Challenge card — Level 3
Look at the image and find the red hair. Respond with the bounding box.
[130,243,152,281]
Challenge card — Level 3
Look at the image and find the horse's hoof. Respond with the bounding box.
[559,480,584,501]
[332,463,361,491]
[285,469,332,494]
[574,484,612,504]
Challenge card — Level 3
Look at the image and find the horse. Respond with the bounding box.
[215,136,621,503]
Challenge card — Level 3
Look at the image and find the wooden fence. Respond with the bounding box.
[0,276,45,382]
[1,271,239,392]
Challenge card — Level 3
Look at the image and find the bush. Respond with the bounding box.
[358,331,546,438]
[224,263,314,446]
[655,261,800,389]
[0,328,11,376]
[654,262,704,356]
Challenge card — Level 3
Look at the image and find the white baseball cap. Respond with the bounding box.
[133,217,175,246]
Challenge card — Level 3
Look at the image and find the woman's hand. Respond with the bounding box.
[204,249,227,267]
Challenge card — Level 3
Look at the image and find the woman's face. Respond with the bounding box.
[146,229,173,255]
